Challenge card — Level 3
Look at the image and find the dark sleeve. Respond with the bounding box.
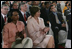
[48,13,62,29]
[40,9,49,27]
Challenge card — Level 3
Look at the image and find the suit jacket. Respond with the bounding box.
[1,15,5,32]
[48,12,65,31]
[1,14,5,46]
[18,11,30,26]
[40,8,49,27]
[27,17,46,46]
[27,17,52,48]
[3,21,25,48]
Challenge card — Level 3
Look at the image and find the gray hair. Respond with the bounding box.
[19,2,26,10]
[1,4,9,9]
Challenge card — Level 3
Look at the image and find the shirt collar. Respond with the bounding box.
[20,11,26,14]
[1,13,7,19]
[20,10,26,17]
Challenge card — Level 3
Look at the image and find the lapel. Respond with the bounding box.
[1,14,5,23]
[19,11,29,21]
[52,12,56,20]
[32,17,40,28]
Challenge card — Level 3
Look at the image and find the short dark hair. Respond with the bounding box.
[49,4,54,10]
[30,6,40,17]
[44,2,50,6]
[65,1,69,6]
[8,10,18,23]
[49,4,54,13]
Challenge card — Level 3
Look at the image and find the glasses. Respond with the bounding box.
[3,8,9,10]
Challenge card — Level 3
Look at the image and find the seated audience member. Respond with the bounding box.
[8,1,19,15]
[27,6,55,48]
[48,4,66,48]
[40,2,45,9]
[18,2,30,26]
[1,4,9,33]
[10,1,19,10]
[1,4,9,48]
[40,2,50,27]
[2,11,26,48]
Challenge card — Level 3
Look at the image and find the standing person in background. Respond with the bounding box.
[3,11,26,48]
[1,4,9,33]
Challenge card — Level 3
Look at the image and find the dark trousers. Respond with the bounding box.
[52,28,59,48]
[52,27,66,48]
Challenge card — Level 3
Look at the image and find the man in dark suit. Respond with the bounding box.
[40,2,50,27]
[48,4,66,48]
[1,4,9,48]
[18,3,30,26]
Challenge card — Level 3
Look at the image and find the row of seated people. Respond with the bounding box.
[1,1,71,48]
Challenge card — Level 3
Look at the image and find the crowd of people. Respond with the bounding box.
[1,1,71,48]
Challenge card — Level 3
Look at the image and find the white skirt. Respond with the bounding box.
[34,35,53,48]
